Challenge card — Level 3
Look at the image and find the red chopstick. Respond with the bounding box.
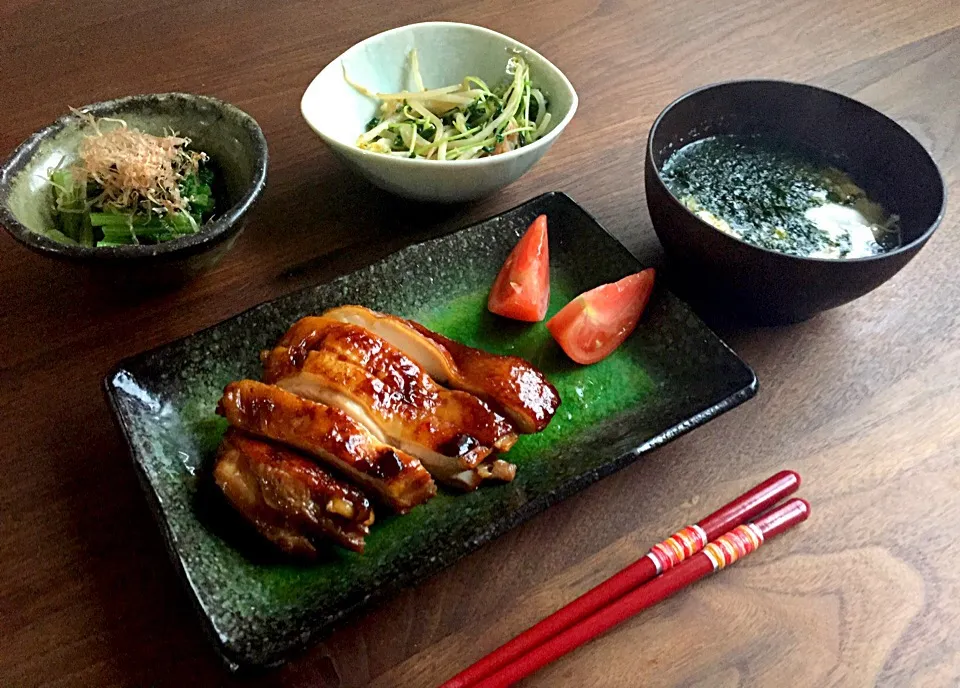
[470,498,810,688]
[440,470,800,688]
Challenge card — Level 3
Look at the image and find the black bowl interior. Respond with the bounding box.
[648,80,944,253]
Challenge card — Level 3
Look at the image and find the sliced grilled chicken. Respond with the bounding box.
[323,305,561,433]
[213,429,374,556]
[217,380,436,512]
[265,317,519,455]
[262,318,518,489]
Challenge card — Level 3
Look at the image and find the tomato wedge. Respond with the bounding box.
[547,269,656,365]
[488,215,550,322]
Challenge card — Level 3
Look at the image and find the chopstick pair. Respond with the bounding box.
[440,470,808,688]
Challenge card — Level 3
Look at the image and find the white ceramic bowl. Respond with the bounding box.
[301,22,578,202]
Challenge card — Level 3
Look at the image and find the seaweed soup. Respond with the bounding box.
[661,135,901,259]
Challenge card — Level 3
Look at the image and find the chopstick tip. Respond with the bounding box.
[780,469,801,488]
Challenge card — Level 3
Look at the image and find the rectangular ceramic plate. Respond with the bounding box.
[105,192,757,670]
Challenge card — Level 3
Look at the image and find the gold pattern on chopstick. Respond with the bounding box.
[645,524,708,574]
[703,523,764,571]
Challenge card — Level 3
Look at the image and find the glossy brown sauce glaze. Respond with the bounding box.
[214,429,373,555]
[319,306,559,434]
[217,380,436,512]
[370,449,406,480]
[407,320,561,433]
[262,318,518,458]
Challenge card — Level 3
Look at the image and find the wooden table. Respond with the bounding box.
[2,1,959,685]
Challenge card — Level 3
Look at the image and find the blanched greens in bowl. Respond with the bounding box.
[47,114,217,247]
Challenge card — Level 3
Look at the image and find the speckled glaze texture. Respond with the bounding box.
[104,192,757,670]
[0,93,268,287]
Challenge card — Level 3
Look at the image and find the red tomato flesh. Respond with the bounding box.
[487,214,550,322]
[547,269,656,365]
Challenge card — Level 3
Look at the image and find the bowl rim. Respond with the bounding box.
[300,21,579,168]
[0,92,269,263]
[646,78,947,264]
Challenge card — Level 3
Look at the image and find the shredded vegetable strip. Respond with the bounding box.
[346,51,550,160]
[410,49,425,92]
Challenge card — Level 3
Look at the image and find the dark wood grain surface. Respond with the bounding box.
[2,1,959,686]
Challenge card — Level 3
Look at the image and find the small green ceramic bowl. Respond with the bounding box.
[0,93,268,289]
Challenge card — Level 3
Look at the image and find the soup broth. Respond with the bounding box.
[660,135,901,259]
